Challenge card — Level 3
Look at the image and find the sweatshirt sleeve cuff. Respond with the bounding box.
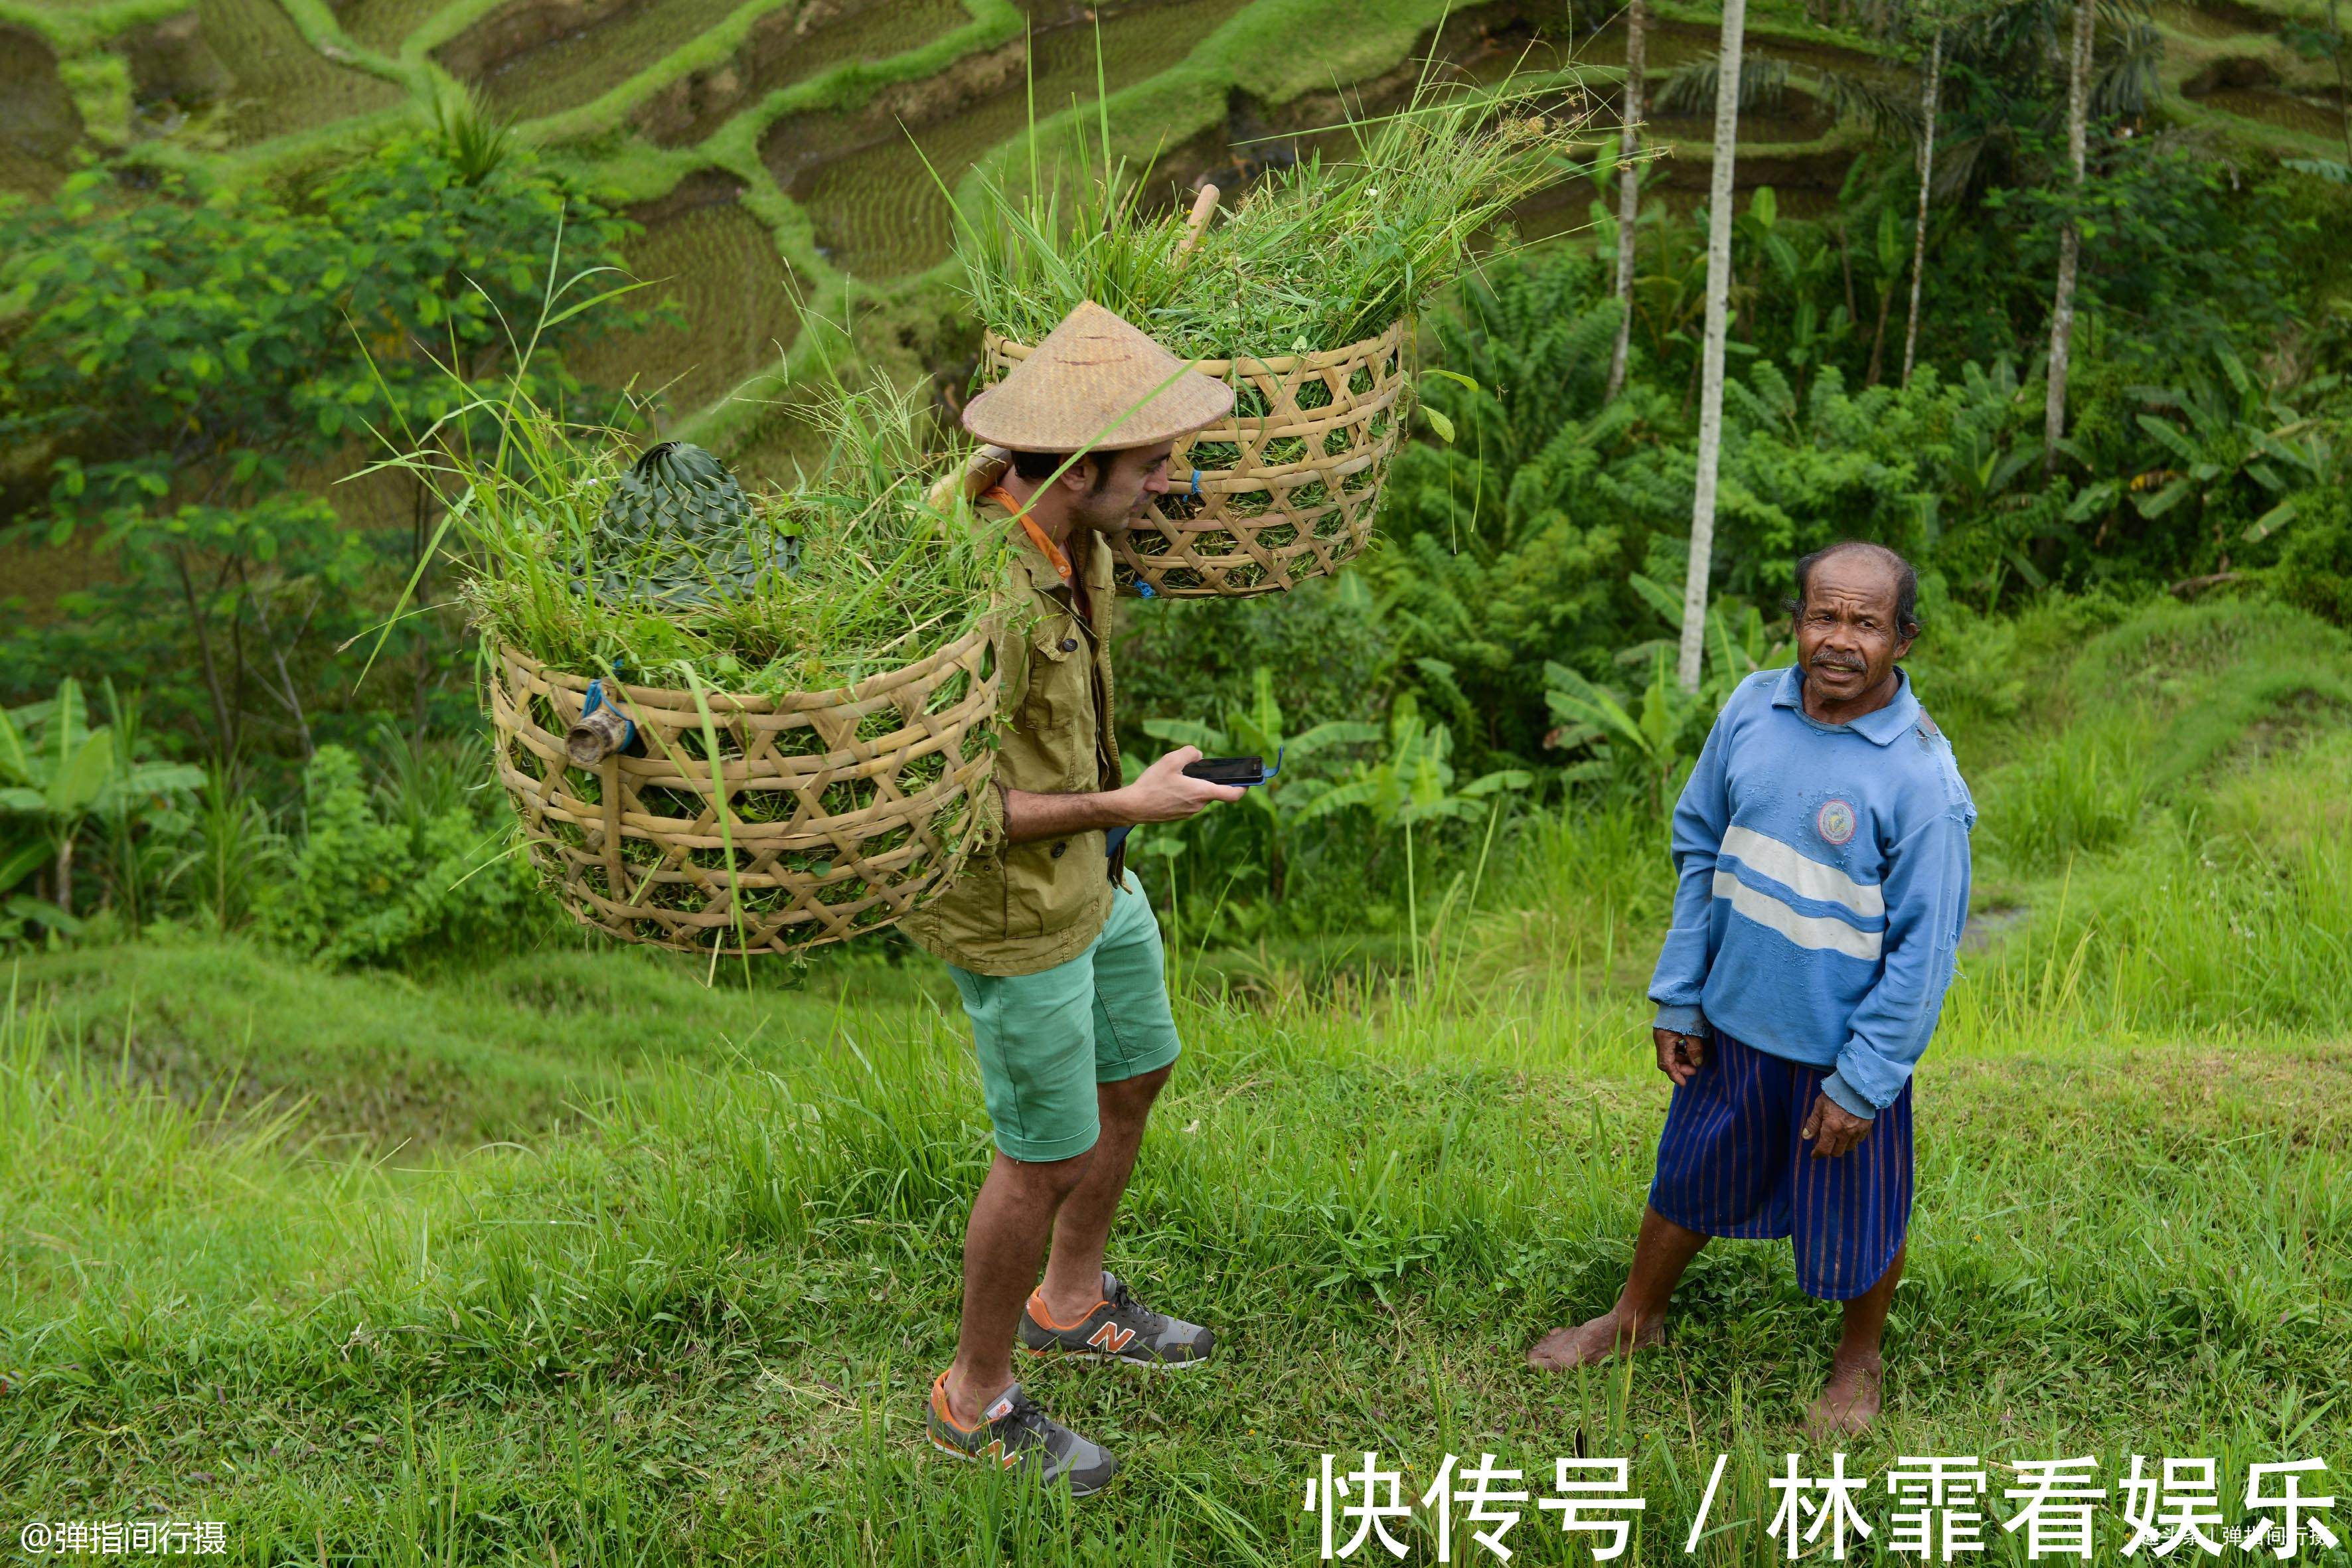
[1820,1071,1877,1121]
[1652,1004,1707,1036]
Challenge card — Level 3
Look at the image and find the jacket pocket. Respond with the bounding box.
[1020,614,1081,707]
[1002,830,1107,941]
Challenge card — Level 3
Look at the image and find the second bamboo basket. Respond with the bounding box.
[980,318,1408,597]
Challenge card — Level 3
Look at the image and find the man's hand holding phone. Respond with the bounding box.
[1115,745,1246,823]
[1000,743,1245,842]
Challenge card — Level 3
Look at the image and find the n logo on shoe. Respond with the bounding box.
[1086,1322,1137,1355]
[979,1439,1020,1469]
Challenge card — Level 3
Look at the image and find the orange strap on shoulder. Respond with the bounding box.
[983,485,1072,587]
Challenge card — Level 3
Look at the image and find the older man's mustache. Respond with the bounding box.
[1809,655,1867,673]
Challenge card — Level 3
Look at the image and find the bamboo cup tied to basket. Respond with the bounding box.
[980,319,1408,599]
[488,633,998,957]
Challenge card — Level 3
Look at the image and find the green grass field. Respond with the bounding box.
[3,601,2347,1563]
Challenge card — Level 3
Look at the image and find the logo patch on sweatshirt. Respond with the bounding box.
[1816,798,1857,846]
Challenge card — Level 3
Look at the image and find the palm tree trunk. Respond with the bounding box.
[1606,0,1650,400]
[1901,28,1943,388]
[54,836,73,919]
[1867,281,1894,386]
[1836,220,1858,322]
[171,544,237,762]
[2044,0,2094,469]
[2331,0,2350,165]
[1680,0,1747,694]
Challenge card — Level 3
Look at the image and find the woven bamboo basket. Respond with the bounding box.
[980,318,1409,597]
[487,632,998,956]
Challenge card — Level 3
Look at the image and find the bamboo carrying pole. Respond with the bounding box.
[1173,183,1220,270]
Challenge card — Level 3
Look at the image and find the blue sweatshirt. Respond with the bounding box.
[1648,665,1975,1119]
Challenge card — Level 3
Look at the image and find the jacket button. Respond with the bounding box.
[1050,840,1067,858]
[1059,637,1078,652]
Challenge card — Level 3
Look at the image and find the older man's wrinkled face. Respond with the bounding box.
[1065,443,1176,534]
[1795,552,1915,708]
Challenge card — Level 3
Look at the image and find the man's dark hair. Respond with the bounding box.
[1008,447,1117,495]
[1788,540,1922,639]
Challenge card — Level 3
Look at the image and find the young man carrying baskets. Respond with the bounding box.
[903,301,1243,1496]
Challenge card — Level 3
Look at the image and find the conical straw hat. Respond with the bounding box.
[964,300,1234,452]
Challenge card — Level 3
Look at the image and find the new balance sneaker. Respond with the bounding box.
[925,1373,1120,1497]
[1020,1271,1215,1368]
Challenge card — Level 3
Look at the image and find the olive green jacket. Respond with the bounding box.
[903,497,1123,977]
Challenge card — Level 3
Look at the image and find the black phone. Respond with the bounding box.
[1183,755,1267,787]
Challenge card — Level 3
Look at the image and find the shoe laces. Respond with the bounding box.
[991,1388,1056,1449]
[1103,1275,1168,1336]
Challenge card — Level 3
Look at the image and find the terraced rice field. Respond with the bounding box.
[2201,84,2351,137]
[636,0,975,146]
[465,0,778,121]
[766,0,1255,278]
[5,0,2341,450]
[0,27,78,198]
[568,181,806,418]
[336,0,445,49]
[199,0,406,143]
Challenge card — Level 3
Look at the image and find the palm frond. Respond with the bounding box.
[1654,56,1792,119]
[1817,69,1922,143]
[2091,19,2165,119]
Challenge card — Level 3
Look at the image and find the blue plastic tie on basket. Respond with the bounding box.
[1135,580,1158,599]
[581,678,637,753]
[1188,468,1203,498]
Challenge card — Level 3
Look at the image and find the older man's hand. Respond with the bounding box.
[1800,1089,1875,1158]
[1652,1027,1707,1087]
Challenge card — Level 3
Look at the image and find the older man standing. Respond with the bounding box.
[906,301,1244,1495]
[1528,541,1974,1434]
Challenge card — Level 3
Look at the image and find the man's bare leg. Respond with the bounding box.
[1528,1205,1711,1369]
[1037,1065,1171,1323]
[1806,1241,1905,1435]
[943,1148,1091,1427]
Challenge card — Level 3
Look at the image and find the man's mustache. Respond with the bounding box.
[1809,655,1867,672]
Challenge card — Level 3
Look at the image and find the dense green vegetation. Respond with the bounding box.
[3,0,2350,1556]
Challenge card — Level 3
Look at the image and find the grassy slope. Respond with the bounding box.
[3,980,2343,1561]
[11,935,955,1144]
[2,598,2347,1559]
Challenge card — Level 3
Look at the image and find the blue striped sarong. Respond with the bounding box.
[1648,1031,1913,1301]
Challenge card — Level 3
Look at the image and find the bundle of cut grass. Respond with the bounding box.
[957,78,1590,596]
[393,377,1010,957]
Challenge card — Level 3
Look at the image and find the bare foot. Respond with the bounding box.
[1526,1310,1663,1371]
[1804,1354,1883,1436]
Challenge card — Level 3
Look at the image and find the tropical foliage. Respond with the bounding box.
[1,0,2348,955]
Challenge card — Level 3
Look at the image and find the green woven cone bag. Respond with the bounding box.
[588,441,799,607]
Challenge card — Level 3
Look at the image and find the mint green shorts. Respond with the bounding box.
[945,878,1182,1163]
